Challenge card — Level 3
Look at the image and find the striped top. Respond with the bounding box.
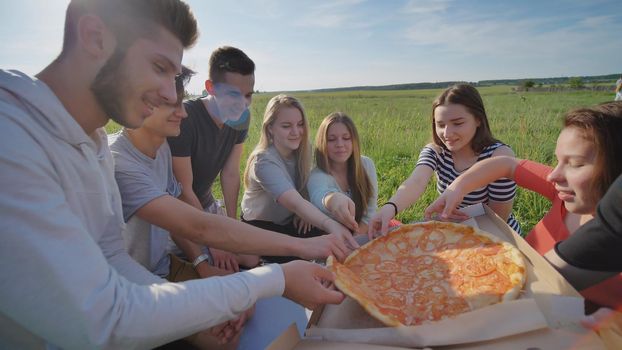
[416,142,522,234]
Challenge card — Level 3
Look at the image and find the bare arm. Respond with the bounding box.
[425,156,522,220]
[368,164,434,237]
[219,143,260,267]
[220,143,244,219]
[134,194,352,261]
[169,156,242,272]
[323,192,358,231]
[172,156,203,210]
[168,235,231,276]
[278,189,359,250]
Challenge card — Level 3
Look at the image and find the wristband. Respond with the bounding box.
[383,201,398,217]
[192,253,212,268]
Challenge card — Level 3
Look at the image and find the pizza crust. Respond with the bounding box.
[328,221,526,327]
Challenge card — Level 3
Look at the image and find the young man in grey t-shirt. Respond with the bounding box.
[111,68,356,348]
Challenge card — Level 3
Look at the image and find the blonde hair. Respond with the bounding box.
[314,112,372,222]
[243,94,312,195]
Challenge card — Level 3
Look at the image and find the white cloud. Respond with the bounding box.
[296,0,366,28]
[402,0,451,14]
[403,13,616,60]
[578,15,615,29]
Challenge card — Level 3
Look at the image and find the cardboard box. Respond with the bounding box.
[268,205,606,349]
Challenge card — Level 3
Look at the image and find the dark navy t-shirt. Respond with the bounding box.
[168,98,248,208]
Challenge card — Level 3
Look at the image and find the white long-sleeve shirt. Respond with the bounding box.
[0,69,286,350]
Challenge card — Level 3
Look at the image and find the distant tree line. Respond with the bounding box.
[292,73,619,93]
[480,73,619,87]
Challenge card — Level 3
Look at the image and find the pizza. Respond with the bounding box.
[327,221,526,327]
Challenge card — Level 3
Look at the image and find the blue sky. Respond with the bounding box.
[1,0,620,93]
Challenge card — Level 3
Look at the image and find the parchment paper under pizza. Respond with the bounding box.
[327,221,526,327]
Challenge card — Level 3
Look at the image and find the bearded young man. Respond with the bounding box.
[0,1,346,348]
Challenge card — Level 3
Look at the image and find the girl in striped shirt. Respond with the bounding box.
[368,84,521,237]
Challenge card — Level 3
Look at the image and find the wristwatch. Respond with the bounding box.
[192,253,212,268]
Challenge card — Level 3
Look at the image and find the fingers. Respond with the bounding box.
[305,265,345,307]
[328,234,347,262]
[208,322,234,344]
[282,261,345,309]
[345,201,359,231]
[424,199,443,220]
[367,218,379,240]
[223,259,231,271]
[321,278,334,289]
[424,198,470,222]
[313,263,335,282]
[344,230,360,250]
[297,221,305,235]
[311,266,345,306]
[380,217,389,236]
[209,322,227,337]
[342,213,358,232]
[446,210,470,222]
[581,308,618,331]
[230,257,240,272]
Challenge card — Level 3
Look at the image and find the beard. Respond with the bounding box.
[90,48,136,128]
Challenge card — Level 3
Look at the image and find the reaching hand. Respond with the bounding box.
[208,304,255,344]
[209,247,240,272]
[367,204,395,239]
[325,219,359,253]
[424,187,469,222]
[281,260,345,310]
[207,321,236,345]
[325,193,359,232]
[301,234,352,262]
[293,215,313,235]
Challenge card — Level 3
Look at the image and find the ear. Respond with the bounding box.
[267,124,273,139]
[77,15,115,59]
[204,80,215,95]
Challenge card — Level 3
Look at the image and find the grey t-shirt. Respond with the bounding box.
[241,145,297,225]
[307,155,378,224]
[110,131,181,277]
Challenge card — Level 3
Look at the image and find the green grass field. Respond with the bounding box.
[106,86,614,234]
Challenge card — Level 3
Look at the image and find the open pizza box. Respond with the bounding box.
[268,204,606,349]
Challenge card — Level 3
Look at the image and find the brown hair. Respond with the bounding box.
[174,65,195,105]
[563,101,622,199]
[209,46,255,83]
[314,113,372,223]
[244,95,311,195]
[431,84,498,153]
[60,0,198,56]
